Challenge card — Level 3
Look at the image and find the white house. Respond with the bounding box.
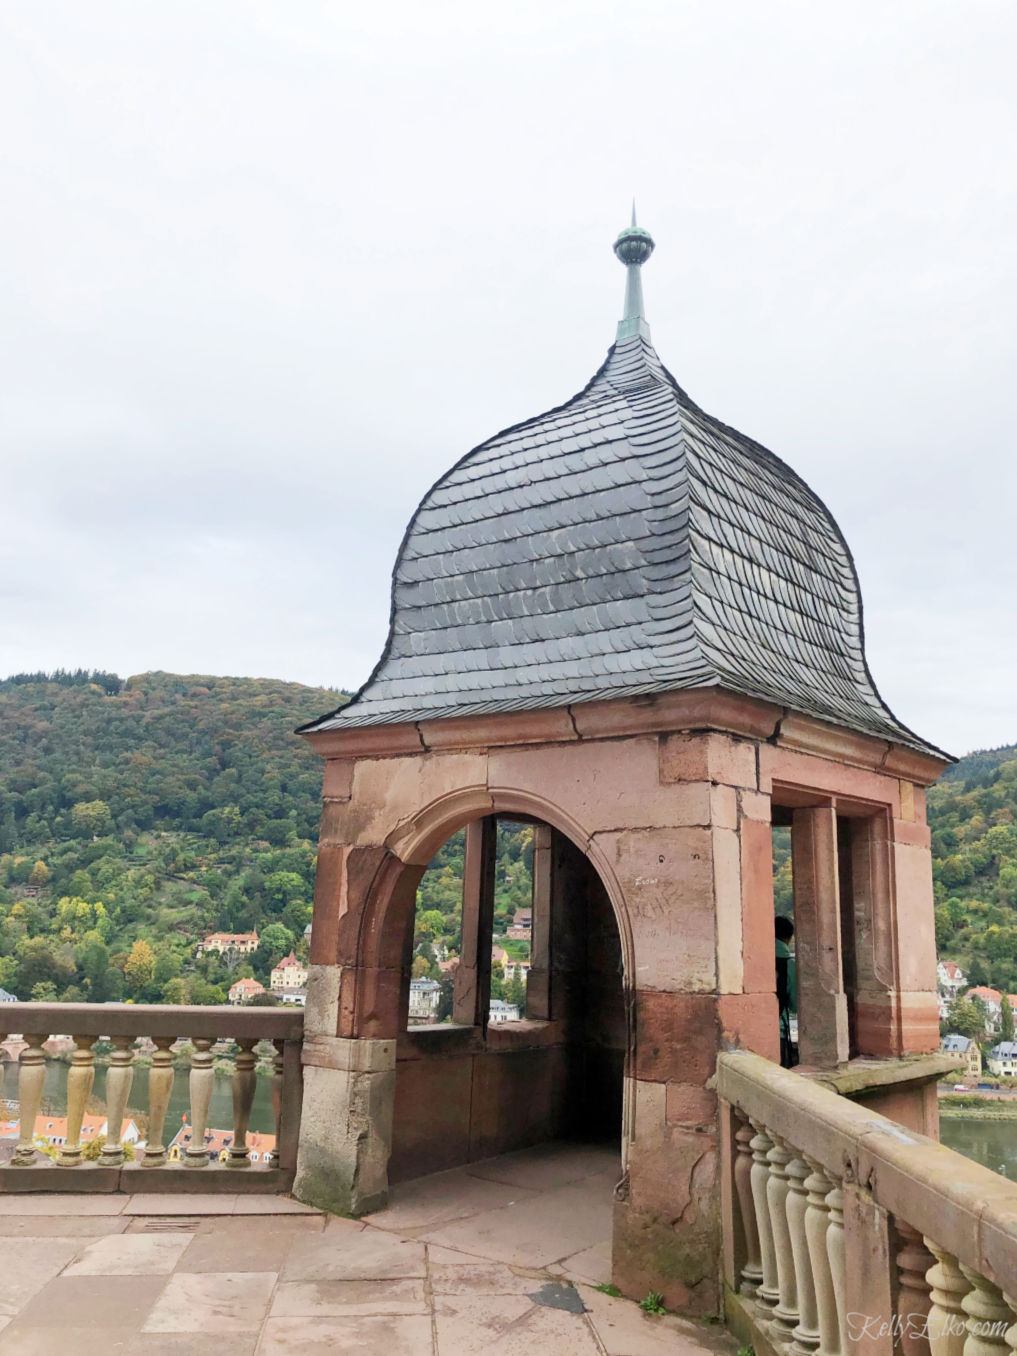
[408,978,441,1022]
[488,999,521,1024]
[228,977,266,1005]
[270,951,308,992]
[987,1041,1017,1077]
[938,960,966,1000]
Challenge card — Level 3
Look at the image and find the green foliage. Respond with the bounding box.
[594,1283,621,1297]
[0,670,345,1004]
[639,1291,667,1315]
[942,998,989,1039]
[929,748,1017,994]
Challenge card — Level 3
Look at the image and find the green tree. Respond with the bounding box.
[30,980,58,1002]
[257,922,295,972]
[71,800,113,838]
[943,997,988,1040]
[1002,995,1016,1043]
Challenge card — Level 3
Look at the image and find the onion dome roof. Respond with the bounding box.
[305,217,938,756]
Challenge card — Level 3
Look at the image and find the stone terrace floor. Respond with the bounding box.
[0,1142,738,1355]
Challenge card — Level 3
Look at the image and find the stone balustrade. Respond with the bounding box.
[0,1003,302,1193]
[719,1050,1017,1356]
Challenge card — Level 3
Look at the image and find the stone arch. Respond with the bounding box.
[370,782,635,993]
[349,781,635,1176]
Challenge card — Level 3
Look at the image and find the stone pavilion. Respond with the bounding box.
[291,217,950,1313]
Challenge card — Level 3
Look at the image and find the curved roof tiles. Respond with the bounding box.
[306,229,937,755]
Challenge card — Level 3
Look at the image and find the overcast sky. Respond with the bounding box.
[1,2,1014,757]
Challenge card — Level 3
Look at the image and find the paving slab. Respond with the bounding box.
[433,1291,602,1355]
[0,1194,126,1216]
[64,1232,194,1275]
[283,1225,426,1281]
[579,1284,740,1356]
[427,1246,549,1296]
[0,1325,138,1354]
[553,1240,614,1286]
[0,1239,85,1318]
[10,1274,168,1330]
[0,1216,129,1237]
[233,1195,321,1214]
[364,1164,536,1233]
[122,1194,238,1215]
[177,1215,323,1273]
[271,1279,428,1317]
[142,1271,276,1333]
[465,1143,621,1193]
[420,1176,614,1267]
[258,1314,435,1354]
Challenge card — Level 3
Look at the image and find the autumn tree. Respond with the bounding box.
[123,938,156,993]
[28,860,50,887]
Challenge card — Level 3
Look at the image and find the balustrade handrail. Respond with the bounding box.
[718,1048,1017,1298]
[0,1002,304,1181]
[0,1001,303,1041]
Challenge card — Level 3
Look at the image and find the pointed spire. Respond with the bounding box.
[613,210,655,342]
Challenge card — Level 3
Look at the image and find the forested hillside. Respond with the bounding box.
[0,671,345,1004]
[928,743,1017,993]
[1,667,1012,1007]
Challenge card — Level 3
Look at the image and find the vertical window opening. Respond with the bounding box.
[837,814,859,1059]
[772,817,797,1066]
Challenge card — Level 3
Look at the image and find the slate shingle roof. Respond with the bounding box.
[305,319,938,756]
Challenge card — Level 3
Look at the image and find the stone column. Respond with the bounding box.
[453,817,496,1028]
[293,1034,396,1214]
[792,807,849,1067]
[526,823,552,1020]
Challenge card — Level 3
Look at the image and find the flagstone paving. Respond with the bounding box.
[0,1143,739,1355]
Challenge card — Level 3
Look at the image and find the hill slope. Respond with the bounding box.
[0,671,345,1003]
[928,742,1017,994]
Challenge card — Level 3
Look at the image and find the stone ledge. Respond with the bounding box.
[0,1164,293,1194]
[801,1052,958,1098]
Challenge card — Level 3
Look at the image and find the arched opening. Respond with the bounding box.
[388,811,627,1184]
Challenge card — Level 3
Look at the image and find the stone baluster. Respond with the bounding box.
[228,1039,257,1167]
[142,1037,176,1167]
[1000,1293,1017,1356]
[750,1120,780,1314]
[184,1037,215,1167]
[825,1174,847,1356]
[925,1241,969,1356]
[56,1036,96,1167]
[767,1133,800,1346]
[734,1116,764,1295]
[786,1152,821,1355]
[12,1033,48,1167]
[804,1159,840,1356]
[98,1035,135,1166]
[896,1222,934,1356]
[959,1266,1012,1356]
[269,1039,284,1168]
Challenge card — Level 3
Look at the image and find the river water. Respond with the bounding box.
[1,1058,275,1138]
[939,1114,1017,1180]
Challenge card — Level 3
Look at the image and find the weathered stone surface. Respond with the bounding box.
[659,732,758,789]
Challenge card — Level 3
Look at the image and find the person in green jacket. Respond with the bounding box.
[775,915,798,1068]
